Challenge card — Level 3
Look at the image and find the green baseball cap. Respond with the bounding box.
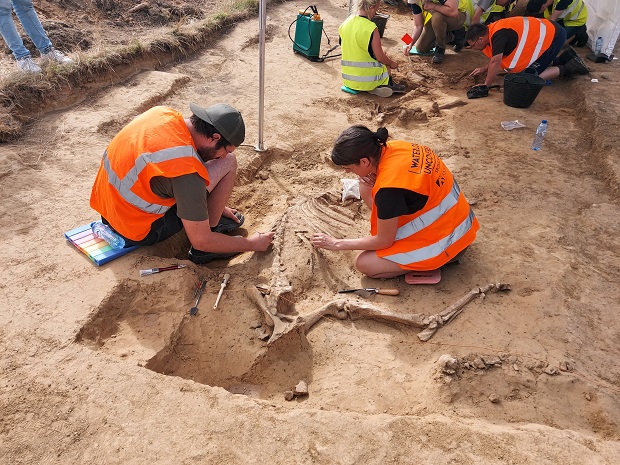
[190,102,245,146]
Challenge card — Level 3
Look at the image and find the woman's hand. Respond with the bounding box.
[312,233,339,250]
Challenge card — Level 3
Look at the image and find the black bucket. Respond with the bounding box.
[503,69,546,108]
[371,13,390,38]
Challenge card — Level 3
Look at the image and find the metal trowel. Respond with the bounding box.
[338,288,400,298]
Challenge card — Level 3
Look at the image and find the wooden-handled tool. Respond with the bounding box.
[338,288,400,298]
[213,273,230,309]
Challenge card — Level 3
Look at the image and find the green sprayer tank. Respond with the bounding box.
[293,12,323,61]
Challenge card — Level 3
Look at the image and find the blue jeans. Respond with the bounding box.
[0,0,52,60]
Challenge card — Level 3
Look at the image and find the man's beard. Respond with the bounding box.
[197,146,218,162]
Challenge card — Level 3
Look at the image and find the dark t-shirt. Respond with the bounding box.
[150,173,209,221]
[491,28,519,56]
[374,187,429,220]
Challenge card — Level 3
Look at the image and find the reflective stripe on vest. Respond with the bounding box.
[394,180,461,242]
[384,208,476,265]
[507,18,548,70]
[102,145,199,214]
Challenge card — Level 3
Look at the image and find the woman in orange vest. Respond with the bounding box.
[311,125,479,279]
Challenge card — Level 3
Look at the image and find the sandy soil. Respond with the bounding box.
[1,0,620,464]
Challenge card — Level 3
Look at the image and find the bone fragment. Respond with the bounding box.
[293,380,308,396]
[127,2,149,14]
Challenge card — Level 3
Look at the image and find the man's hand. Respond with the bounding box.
[248,231,275,251]
[467,84,489,99]
[422,0,437,12]
[470,67,487,76]
[221,206,241,223]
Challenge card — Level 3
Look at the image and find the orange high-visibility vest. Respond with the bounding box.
[90,106,210,241]
[485,17,556,73]
[370,141,479,271]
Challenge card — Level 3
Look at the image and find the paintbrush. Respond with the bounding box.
[139,264,187,277]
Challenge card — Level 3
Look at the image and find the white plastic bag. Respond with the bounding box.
[500,120,526,131]
[341,178,360,202]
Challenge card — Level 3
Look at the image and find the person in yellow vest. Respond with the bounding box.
[403,0,468,64]
[339,0,406,97]
[465,16,588,97]
[525,0,587,44]
[311,125,479,279]
[471,0,518,25]
[90,103,274,264]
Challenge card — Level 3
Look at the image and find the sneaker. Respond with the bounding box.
[41,48,73,65]
[188,246,241,264]
[432,47,445,64]
[212,212,245,234]
[368,86,393,98]
[16,57,42,73]
[452,27,466,52]
[390,83,407,93]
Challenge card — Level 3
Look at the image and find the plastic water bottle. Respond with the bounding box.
[595,37,603,54]
[91,221,125,249]
[532,120,547,151]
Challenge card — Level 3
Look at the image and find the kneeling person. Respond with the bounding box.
[90,103,274,264]
[312,125,479,279]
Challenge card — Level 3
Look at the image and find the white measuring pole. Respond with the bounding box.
[256,0,267,151]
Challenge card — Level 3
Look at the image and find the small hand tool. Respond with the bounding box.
[189,278,207,316]
[213,273,230,310]
[139,264,187,277]
[338,288,400,298]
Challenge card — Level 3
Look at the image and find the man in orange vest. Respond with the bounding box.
[464,16,588,97]
[90,103,274,264]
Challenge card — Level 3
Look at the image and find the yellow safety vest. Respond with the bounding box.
[544,0,587,27]
[339,15,390,91]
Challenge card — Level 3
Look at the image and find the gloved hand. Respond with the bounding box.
[467,84,489,99]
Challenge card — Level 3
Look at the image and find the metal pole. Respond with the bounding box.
[256,0,267,151]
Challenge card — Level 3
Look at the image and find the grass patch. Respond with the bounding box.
[0,0,282,142]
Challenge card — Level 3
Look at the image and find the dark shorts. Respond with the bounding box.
[530,22,567,73]
[103,205,184,247]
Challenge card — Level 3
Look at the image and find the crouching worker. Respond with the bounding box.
[339,0,406,98]
[312,125,479,279]
[465,16,588,97]
[90,103,274,264]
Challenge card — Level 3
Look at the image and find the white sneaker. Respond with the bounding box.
[368,86,393,98]
[41,48,73,65]
[16,57,42,73]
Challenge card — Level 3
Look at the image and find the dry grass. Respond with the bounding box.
[0,0,268,142]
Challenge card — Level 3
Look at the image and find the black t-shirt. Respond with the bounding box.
[491,28,519,56]
[375,187,429,220]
